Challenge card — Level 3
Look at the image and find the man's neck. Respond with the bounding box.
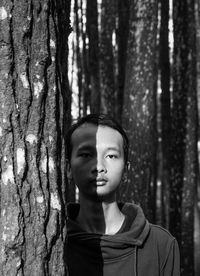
[76,196,125,235]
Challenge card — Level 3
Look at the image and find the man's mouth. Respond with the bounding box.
[96,179,107,186]
[90,178,108,185]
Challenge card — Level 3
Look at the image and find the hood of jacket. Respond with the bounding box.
[66,203,150,262]
[66,203,180,276]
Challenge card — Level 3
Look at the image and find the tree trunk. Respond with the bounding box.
[0,0,71,274]
[74,0,83,117]
[117,0,130,123]
[159,0,170,228]
[170,1,197,275]
[86,0,100,114]
[195,1,200,275]
[82,4,90,117]
[100,0,116,116]
[120,0,158,218]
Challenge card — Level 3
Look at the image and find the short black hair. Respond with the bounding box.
[66,114,129,163]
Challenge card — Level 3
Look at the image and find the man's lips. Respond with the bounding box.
[96,180,107,186]
[90,178,108,185]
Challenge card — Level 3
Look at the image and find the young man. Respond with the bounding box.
[65,114,180,276]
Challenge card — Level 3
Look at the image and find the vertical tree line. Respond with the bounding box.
[159,0,171,228]
[119,0,158,223]
[170,1,197,275]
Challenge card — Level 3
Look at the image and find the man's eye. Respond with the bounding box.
[79,153,91,158]
[107,154,118,159]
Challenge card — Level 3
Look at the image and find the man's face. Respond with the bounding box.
[68,123,125,201]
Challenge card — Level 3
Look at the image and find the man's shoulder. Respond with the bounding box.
[150,224,175,237]
[137,224,180,275]
[148,223,177,249]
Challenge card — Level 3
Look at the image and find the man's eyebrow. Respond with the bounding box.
[77,145,95,151]
[105,147,121,152]
[106,146,121,154]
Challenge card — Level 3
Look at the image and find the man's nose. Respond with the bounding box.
[93,156,107,173]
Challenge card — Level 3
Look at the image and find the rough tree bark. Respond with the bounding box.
[86,0,100,114]
[159,0,170,228]
[100,0,116,116]
[81,0,90,117]
[0,0,71,275]
[74,0,83,117]
[170,0,197,275]
[117,0,130,123]
[195,1,200,275]
[120,0,158,218]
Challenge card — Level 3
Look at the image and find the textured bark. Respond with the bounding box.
[0,0,71,275]
[121,0,158,217]
[86,0,100,114]
[73,0,90,117]
[117,0,130,123]
[159,0,170,228]
[170,1,197,275]
[100,0,116,116]
[74,0,83,117]
[82,13,90,117]
[195,1,200,275]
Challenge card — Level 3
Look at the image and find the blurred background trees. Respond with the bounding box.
[0,0,200,275]
[68,0,200,275]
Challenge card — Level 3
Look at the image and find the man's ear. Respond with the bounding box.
[124,161,130,173]
[66,159,72,180]
[126,161,130,171]
[122,161,130,182]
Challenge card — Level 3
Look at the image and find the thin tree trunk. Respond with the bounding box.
[74,0,83,117]
[81,2,90,117]
[100,0,116,116]
[159,0,170,228]
[195,1,200,275]
[180,1,198,274]
[0,0,71,274]
[86,0,100,114]
[117,0,130,123]
[170,1,197,275]
[121,0,158,218]
[170,0,186,248]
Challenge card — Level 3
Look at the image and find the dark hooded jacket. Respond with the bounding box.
[65,203,180,276]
